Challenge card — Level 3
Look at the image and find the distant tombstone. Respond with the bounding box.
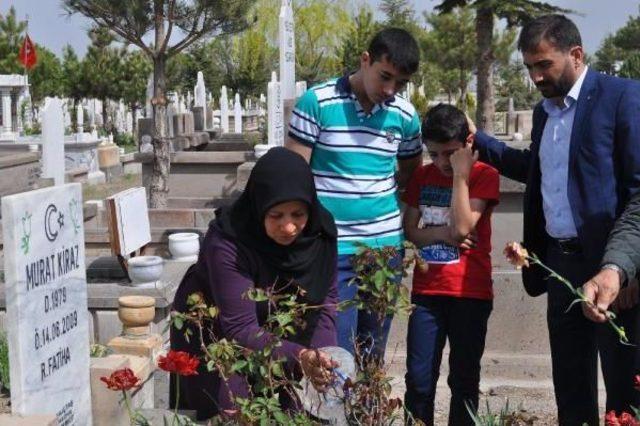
[295,81,307,98]
[186,91,193,110]
[268,71,284,146]
[234,93,242,133]
[125,110,133,134]
[279,0,296,100]
[76,104,84,142]
[41,98,65,186]
[194,71,206,109]
[220,86,229,133]
[192,106,204,132]
[1,183,92,425]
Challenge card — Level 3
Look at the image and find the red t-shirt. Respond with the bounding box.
[404,162,499,300]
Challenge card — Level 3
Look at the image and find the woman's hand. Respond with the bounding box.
[299,348,339,392]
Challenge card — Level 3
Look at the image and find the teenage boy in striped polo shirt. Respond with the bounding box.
[285,28,422,357]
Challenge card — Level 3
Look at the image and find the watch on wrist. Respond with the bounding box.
[601,263,627,287]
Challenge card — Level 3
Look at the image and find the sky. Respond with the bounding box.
[0,0,638,58]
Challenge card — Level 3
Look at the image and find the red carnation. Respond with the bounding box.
[100,368,140,391]
[158,350,200,376]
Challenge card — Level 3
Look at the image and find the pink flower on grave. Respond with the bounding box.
[634,374,640,391]
[158,350,200,376]
[100,367,140,391]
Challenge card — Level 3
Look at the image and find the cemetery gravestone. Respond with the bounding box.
[41,97,65,186]
[279,0,296,100]
[268,72,284,147]
[2,183,92,425]
[220,86,229,133]
[234,93,242,133]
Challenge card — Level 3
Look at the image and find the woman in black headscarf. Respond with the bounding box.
[170,147,338,420]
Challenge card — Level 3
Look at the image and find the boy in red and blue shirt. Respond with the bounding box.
[402,104,499,425]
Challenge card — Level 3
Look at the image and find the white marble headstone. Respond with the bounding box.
[234,93,242,134]
[41,98,65,186]
[2,184,92,426]
[267,71,284,146]
[194,71,206,109]
[220,86,229,133]
[76,103,84,142]
[279,0,296,100]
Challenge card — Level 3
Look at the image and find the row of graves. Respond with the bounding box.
[0,2,305,423]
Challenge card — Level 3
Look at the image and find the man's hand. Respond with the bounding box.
[299,348,339,392]
[450,144,478,180]
[581,268,621,322]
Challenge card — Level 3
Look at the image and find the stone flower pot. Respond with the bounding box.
[168,232,200,261]
[118,295,156,337]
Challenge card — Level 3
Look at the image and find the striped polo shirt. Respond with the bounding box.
[288,75,422,255]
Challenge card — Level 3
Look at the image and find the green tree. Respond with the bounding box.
[80,27,123,129]
[619,52,640,80]
[435,0,569,132]
[28,46,63,104]
[339,5,379,73]
[294,0,351,84]
[495,59,540,110]
[0,6,27,74]
[379,0,417,29]
[594,34,626,75]
[119,50,152,139]
[422,8,476,110]
[61,45,85,104]
[64,0,257,208]
[612,9,640,52]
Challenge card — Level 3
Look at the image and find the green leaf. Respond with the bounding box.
[232,360,248,372]
[373,270,386,290]
[173,316,184,330]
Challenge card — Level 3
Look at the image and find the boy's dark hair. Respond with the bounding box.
[368,28,420,74]
[422,104,469,144]
[517,14,582,53]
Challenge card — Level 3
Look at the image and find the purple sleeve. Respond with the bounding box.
[205,235,305,368]
[308,266,338,349]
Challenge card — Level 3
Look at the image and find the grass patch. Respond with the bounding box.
[0,332,9,391]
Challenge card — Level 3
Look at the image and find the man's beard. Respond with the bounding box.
[536,65,575,99]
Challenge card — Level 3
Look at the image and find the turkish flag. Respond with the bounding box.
[18,35,37,70]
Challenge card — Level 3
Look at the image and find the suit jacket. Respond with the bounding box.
[475,68,640,296]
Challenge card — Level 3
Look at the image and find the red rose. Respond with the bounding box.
[100,368,140,391]
[619,412,640,426]
[158,350,200,376]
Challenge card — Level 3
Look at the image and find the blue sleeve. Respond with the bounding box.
[474,131,531,184]
[615,80,640,201]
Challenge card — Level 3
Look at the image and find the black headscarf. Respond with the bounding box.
[215,147,337,304]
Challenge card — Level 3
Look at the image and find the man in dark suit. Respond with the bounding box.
[472,14,640,425]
